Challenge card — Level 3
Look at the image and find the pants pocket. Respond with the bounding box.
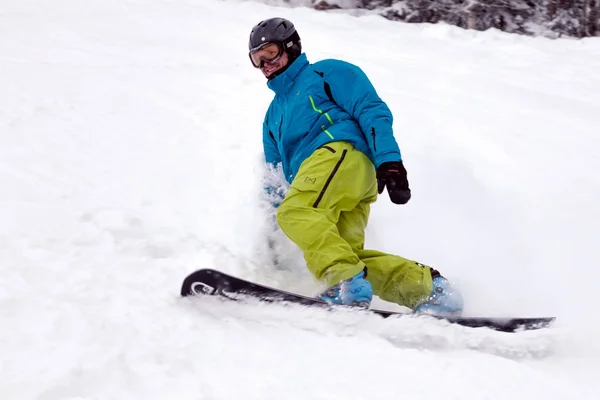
[312,149,347,208]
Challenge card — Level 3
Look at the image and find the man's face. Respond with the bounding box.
[249,42,289,78]
[261,51,288,78]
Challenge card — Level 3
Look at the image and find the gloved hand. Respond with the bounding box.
[377,161,411,204]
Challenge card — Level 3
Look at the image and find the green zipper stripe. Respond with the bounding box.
[309,95,334,125]
[309,95,335,139]
[308,95,320,112]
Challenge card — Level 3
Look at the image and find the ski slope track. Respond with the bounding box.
[1,0,599,399]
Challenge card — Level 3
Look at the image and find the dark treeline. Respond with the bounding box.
[312,0,599,38]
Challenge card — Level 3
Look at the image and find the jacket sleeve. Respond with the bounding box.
[262,113,284,208]
[263,115,281,167]
[324,61,402,167]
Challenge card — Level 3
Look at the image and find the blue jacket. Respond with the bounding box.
[263,53,402,183]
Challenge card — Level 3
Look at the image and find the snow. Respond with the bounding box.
[1,0,600,398]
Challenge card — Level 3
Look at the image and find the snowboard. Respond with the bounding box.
[180,268,555,333]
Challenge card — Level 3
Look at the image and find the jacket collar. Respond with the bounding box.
[267,53,309,95]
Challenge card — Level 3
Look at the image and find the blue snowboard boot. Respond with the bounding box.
[414,276,464,317]
[319,270,373,308]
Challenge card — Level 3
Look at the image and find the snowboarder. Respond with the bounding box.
[249,17,463,316]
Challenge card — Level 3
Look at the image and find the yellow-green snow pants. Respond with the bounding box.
[276,141,434,309]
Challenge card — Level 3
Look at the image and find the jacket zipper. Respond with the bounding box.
[278,115,283,141]
[371,127,377,153]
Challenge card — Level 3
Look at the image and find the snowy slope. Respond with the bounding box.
[1,0,600,399]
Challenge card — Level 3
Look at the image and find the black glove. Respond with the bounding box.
[377,161,411,204]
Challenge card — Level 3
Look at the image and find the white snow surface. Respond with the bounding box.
[1,0,600,399]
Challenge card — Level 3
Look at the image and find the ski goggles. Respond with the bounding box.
[249,42,283,68]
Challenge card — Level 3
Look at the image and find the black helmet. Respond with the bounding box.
[248,17,302,65]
